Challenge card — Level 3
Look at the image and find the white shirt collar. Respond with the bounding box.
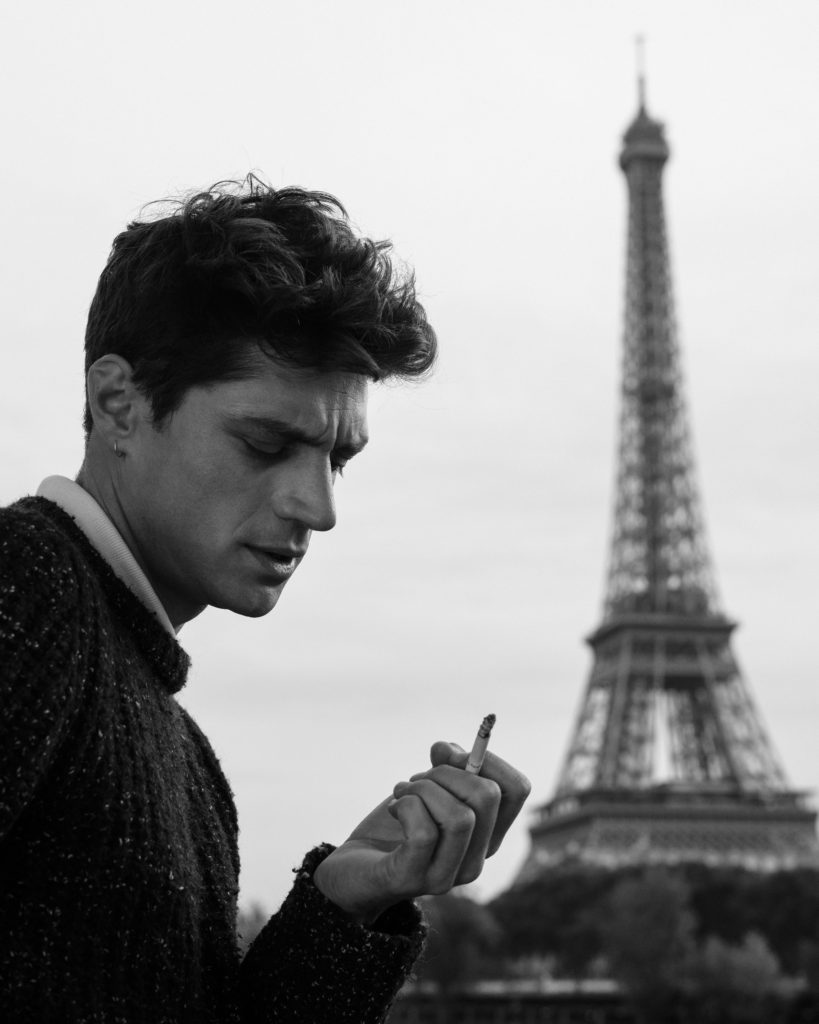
[36,475,177,637]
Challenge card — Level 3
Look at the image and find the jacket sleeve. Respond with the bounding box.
[0,508,87,839]
[238,845,426,1024]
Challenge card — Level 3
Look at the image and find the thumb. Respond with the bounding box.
[430,740,467,769]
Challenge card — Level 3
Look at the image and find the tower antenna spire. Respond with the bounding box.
[636,34,646,110]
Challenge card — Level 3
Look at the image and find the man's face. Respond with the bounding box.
[122,353,369,627]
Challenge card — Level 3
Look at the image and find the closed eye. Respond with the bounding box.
[244,438,348,478]
[242,440,288,463]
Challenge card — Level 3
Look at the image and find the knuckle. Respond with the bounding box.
[408,820,439,848]
[430,740,461,766]
[457,863,482,886]
[426,764,460,785]
[479,778,503,806]
[515,771,533,799]
[450,807,476,836]
[402,779,432,802]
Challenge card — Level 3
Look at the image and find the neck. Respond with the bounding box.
[75,457,204,631]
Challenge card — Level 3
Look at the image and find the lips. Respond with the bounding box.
[251,546,307,560]
[245,545,305,581]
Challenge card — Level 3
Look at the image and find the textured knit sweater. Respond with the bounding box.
[0,496,425,1024]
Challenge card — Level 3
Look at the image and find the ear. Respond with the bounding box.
[86,355,147,453]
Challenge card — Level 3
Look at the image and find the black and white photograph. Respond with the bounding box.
[1,2,817,1021]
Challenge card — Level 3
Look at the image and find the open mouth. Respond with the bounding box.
[245,546,299,581]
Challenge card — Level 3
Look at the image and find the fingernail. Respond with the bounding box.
[393,781,409,798]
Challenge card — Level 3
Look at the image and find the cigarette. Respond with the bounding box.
[465,713,496,774]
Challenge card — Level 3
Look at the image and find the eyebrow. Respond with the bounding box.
[225,414,369,459]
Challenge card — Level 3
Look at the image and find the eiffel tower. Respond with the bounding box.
[518,76,819,882]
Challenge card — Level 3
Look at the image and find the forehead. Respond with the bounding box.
[199,353,369,443]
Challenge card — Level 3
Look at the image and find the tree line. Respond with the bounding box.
[417,865,819,1023]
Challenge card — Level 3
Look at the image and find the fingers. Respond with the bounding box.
[401,765,501,882]
[384,794,440,892]
[393,765,501,887]
[325,743,530,918]
[428,740,532,858]
[388,778,479,893]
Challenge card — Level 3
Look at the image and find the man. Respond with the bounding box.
[0,178,530,1023]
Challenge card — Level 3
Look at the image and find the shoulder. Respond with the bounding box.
[0,500,97,834]
[1,496,84,584]
[0,497,88,639]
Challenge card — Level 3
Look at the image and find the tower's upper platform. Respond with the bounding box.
[619,102,670,169]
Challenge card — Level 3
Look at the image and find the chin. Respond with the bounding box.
[216,584,286,618]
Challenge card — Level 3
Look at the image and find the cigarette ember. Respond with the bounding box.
[465,713,496,774]
[477,713,496,740]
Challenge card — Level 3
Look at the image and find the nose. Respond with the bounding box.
[272,454,337,533]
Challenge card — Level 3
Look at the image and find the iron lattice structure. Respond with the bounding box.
[518,89,818,882]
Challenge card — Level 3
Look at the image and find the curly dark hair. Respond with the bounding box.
[83,175,437,437]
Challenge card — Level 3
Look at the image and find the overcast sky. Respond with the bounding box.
[1,1,817,911]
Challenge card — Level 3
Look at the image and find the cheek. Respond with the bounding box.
[146,430,268,546]
[183,456,265,542]
[183,433,250,493]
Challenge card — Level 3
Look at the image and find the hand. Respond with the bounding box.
[312,741,531,925]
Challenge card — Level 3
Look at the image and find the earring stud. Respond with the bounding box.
[114,440,126,459]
